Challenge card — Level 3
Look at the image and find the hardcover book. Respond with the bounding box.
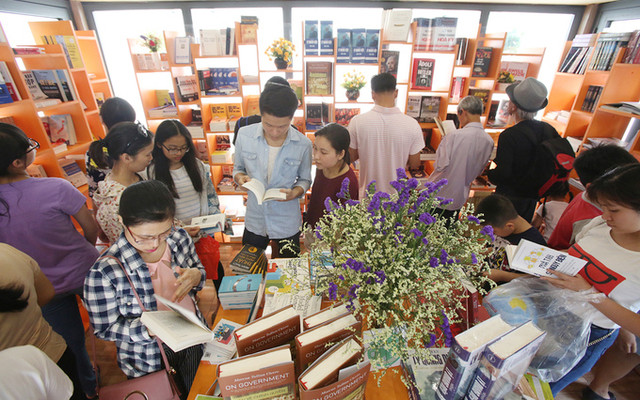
[472,47,493,77]
[218,345,296,400]
[306,103,323,130]
[30,69,64,101]
[175,76,199,102]
[320,21,334,56]
[381,9,412,42]
[380,50,400,77]
[234,305,301,356]
[418,96,441,123]
[303,303,349,330]
[364,29,380,64]
[336,29,352,63]
[306,61,333,95]
[411,58,435,90]
[350,28,366,64]
[305,20,319,55]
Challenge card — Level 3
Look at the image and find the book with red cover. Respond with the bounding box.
[233,304,301,356]
[411,58,435,90]
[218,345,295,400]
[295,312,361,374]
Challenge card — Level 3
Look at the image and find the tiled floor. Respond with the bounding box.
[89,242,640,398]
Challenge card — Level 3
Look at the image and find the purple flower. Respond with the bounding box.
[328,282,338,300]
[425,333,436,348]
[440,249,449,265]
[422,237,429,246]
[430,257,439,268]
[337,177,351,199]
[366,180,377,194]
[366,278,373,284]
[467,215,481,224]
[374,270,386,284]
[410,228,423,238]
[396,168,407,181]
[441,311,453,347]
[338,274,345,280]
[439,198,453,207]
[348,283,360,299]
[324,197,335,212]
[480,225,495,242]
[406,178,419,190]
[314,228,322,240]
[419,212,436,225]
[471,253,478,264]
[368,191,390,215]
[346,199,360,206]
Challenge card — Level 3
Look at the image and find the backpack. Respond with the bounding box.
[519,122,575,199]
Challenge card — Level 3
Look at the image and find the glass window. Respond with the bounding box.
[411,9,481,39]
[191,7,283,74]
[92,8,185,125]
[0,12,56,47]
[605,19,640,33]
[486,12,575,94]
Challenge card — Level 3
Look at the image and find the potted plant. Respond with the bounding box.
[265,38,295,70]
[496,70,515,91]
[341,70,367,101]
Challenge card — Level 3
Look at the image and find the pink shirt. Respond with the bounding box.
[348,105,424,198]
[147,245,196,313]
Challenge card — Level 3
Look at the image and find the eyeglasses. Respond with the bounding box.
[125,224,174,245]
[25,138,40,154]
[161,144,190,155]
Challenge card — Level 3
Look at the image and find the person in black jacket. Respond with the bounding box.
[487,77,561,222]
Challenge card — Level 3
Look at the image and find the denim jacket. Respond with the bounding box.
[233,123,312,238]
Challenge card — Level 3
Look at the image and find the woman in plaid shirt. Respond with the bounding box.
[84,180,206,395]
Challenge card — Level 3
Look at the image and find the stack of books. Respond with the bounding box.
[218,274,262,310]
[229,244,268,275]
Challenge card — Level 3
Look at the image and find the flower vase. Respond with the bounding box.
[346,89,360,102]
[150,52,161,70]
[274,58,289,70]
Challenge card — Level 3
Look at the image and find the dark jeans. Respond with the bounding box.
[57,347,85,400]
[242,229,301,258]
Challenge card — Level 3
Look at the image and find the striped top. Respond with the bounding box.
[171,166,201,223]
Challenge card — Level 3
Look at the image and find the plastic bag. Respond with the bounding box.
[194,235,221,280]
[483,277,602,382]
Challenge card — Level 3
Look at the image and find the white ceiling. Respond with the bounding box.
[78,0,616,4]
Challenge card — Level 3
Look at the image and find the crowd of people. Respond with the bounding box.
[0,72,638,400]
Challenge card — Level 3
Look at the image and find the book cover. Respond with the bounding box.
[418,96,441,123]
[435,315,515,400]
[499,61,528,83]
[406,96,423,120]
[472,47,493,77]
[381,9,412,42]
[350,28,366,64]
[218,274,262,309]
[336,29,352,63]
[0,79,12,104]
[306,103,323,130]
[202,318,243,364]
[176,76,199,102]
[288,79,304,104]
[299,362,370,400]
[495,99,510,126]
[380,50,400,77]
[320,21,334,56]
[403,348,450,400]
[364,29,379,64]
[218,345,295,400]
[59,35,83,68]
[411,58,435,90]
[506,239,588,277]
[215,134,231,150]
[413,18,433,52]
[174,36,191,63]
[0,62,21,101]
[334,108,360,126]
[47,114,75,145]
[234,305,301,356]
[30,69,64,101]
[239,23,257,45]
[468,88,490,111]
[486,101,500,128]
[58,159,85,187]
[22,71,47,100]
[243,95,260,116]
[305,20,319,56]
[464,322,546,400]
[156,89,173,107]
[303,303,349,330]
[229,246,267,275]
[306,61,332,95]
[430,17,458,51]
[455,38,469,65]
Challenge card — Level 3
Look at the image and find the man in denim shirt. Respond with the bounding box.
[233,82,312,257]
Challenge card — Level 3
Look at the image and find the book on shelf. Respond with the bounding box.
[198,67,239,96]
[411,58,435,90]
[320,21,334,56]
[581,85,604,113]
[504,239,588,278]
[209,104,228,132]
[239,22,257,45]
[215,134,231,150]
[201,318,242,364]
[418,96,441,123]
[303,303,349,330]
[413,18,432,52]
[486,101,500,128]
[364,29,379,63]
[295,312,361,374]
[226,103,243,131]
[22,71,47,100]
[430,17,457,51]
[588,32,632,71]
[468,88,490,111]
[471,47,493,77]
[229,244,267,275]
[499,61,528,84]
[0,62,21,101]
[29,70,65,101]
[233,305,300,356]
[175,76,199,102]
[623,30,640,64]
[210,150,232,164]
[44,114,77,145]
[487,100,510,128]
[435,315,515,400]
[336,29,351,63]
[449,76,466,103]
[55,69,78,102]
[58,159,85,188]
[298,335,370,400]
[13,46,45,55]
[601,101,640,116]
[455,38,469,65]
[406,96,422,119]
[306,61,333,95]
[334,108,360,126]
[381,9,412,42]
[0,76,13,104]
[306,103,323,130]
[200,29,235,56]
[288,79,304,104]
[305,20,319,56]
[26,164,47,178]
[402,348,450,400]
[156,89,174,107]
[217,345,296,400]
[41,35,84,69]
[94,92,105,107]
[380,50,400,77]
[148,104,177,119]
[174,36,192,64]
[242,178,288,205]
[140,294,213,352]
[350,28,366,64]
[464,321,546,400]
[218,274,262,310]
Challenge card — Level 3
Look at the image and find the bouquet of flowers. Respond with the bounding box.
[304,169,495,375]
[497,70,515,83]
[140,33,163,53]
[264,38,295,64]
[341,70,367,91]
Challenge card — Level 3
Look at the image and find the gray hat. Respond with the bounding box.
[505,77,548,112]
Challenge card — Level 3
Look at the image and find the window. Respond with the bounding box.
[411,9,481,39]
[0,12,56,47]
[605,18,640,33]
[92,8,185,125]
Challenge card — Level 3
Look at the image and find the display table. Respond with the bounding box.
[187,305,411,400]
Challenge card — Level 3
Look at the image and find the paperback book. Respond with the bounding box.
[242,178,288,205]
[411,58,435,90]
[380,50,400,77]
[229,245,267,275]
[202,318,242,364]
[403,348,450,400]
[350,28,366,64]
[336,29,351,63]
[364,29,379,63]
[218,274,262,309]
[305,21,319,56]
[320,21,334,56]
[472,47,493,77]
[306,61,333,95]
[418,96,441,123]
[335,108,360,126]
[505,239,588,277]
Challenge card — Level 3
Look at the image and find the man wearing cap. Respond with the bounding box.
[487,77,561,221]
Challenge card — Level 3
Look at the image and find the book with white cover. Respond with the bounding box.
[434,116,456,137]
[242,178,287,205]
[140,295,212,352]
[186,213,226,232]
[505,239,587,277]
[202,318,242,364]
[174,37,191,64]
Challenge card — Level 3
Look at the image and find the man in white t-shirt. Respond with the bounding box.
[348,73,424,197]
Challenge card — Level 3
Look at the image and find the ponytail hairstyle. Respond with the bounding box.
[0,284,28,312]
[0,123,30,217]
[587,164,640,213]
[151,119,202,197]
[314,123,351,167]
[87,121,153,169]
[119,180,176,227]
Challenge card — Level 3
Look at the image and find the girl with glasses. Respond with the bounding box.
[0,122,100,399]
[88,121,154,243]
[84,180,206,395]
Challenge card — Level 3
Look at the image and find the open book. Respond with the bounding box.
[140,295,212,352]
[242,178,287,205]
[185,213,226,232]
[434,116,457,137]
[505,239,587,277]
